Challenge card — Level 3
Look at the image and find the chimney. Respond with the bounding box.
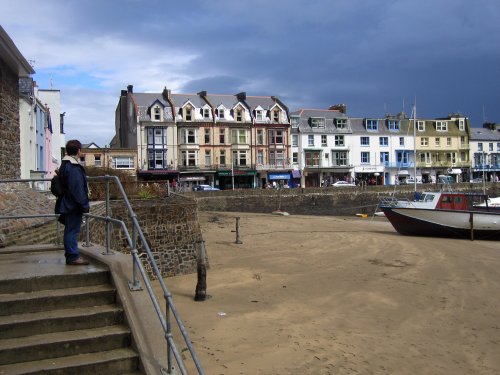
[329,104,347,114]
[127,85,133,94]
[236,92,246,101]
[197,90,207,97]
[162,87,171,100]
[121,90,127,96]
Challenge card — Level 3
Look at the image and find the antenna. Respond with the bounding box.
[50,78,53,90]
[482,105,486,124]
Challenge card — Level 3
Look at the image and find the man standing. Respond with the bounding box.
[55,140,90,265]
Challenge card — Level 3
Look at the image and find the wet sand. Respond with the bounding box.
[160,212,500,375]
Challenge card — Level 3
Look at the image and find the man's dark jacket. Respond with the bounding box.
[55,156,90,215]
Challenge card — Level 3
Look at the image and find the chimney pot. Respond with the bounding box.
[127,85,133,93]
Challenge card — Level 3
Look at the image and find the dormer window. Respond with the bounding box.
[436,121,447,132]
[458,119,465,131]
[236,108,243,122]
[183,106,193,121]
[311,118,325,128]
[387,120,400,131]
[256,110,263,121]
[203,108,210,119]
[152,105,163,122]
[217,108,225,119]
[417,121,425,131]
[365,119,378,131]
[272,109,280,123]
[335,118,347,129]
[291,116,300,128]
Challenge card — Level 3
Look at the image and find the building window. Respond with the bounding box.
[478,143,483,151]
[497,142,500,152]
[335,118,347,129]
[420,152,432,164]
[379,137,388,146]
[335,135,344,147]
[458,119,465,131]
[360,137,369,146]
[272,110,280,123]
[397,151,409,165]
[152,105,162,121]
[417,121,425,131]
[257,150,264,165]
[257,129,264,145]
[380,152,389,166]
[269,129,284,144]
[184,107,192,121]
[203,108,210,119]
[446,152,456,164]
[231,129,247,144]
[255,110,263,121]
[399,137,404,146]
[113,156,134,169]
[489,143,493,151]
[204,128,211,144]
[205,150,211,166]
[148,128,167,147]
[291,116,300,128]
[310,118,325,128]
[365,119,378,131]
[292,152,298,164]
[219,128,225,144]
[232,150,247,166]
[321,135,327,147]
[292,134,298,147]
[235,108,243,122]
[305,151,320,166]
[436,121,447,131]
[447,137,451,146]
[182,129,196,144]
[420,137,429,146]
[181,150,197,166]
[220,150,226,166]
[460,151,467,162]
[435,137,441,147]
[217,108,225,119]
[461,136,466,147]
[387,120,400,131]
[308,135,314,146]
[94,155,101,167]
[269,150,284,166]
[333,151,347,166]
[361,152,370,164]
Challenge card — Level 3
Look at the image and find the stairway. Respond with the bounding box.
[0,248,143,374]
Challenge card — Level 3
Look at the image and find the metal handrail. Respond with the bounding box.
[0,177,204,375]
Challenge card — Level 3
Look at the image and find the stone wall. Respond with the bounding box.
[0,58,21,178]
[87,196,204,278]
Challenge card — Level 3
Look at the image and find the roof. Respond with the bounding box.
[469,127,500,141]
[0,25,34,76]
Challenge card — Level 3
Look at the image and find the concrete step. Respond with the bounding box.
[0,304,124,339]
[0,269,110,294]
[0,284,116,316]
[0,325,131,365]
[0,348,140,375]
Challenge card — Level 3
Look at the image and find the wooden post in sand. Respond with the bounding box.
[194,240,207,301]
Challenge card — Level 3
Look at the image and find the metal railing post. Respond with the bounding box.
[104,176,113,255]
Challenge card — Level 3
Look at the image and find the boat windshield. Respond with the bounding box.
[422,194,436,202]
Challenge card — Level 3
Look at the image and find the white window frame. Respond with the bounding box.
[436,121,448,132]
[308,135,314,146]
[417,121,425,131]
[113,156,134,169]
[335,135,345,147]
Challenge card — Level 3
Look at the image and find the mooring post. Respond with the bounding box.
[194,240,207,301]
[233,216,243,244]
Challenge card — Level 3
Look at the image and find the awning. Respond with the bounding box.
[268,173,291,180]
[292,170,301,178]
[398,170,409,176]
[448,168,462,174]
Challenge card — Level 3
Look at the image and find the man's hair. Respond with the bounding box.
[65,140,82,156]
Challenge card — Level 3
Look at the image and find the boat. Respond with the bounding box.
[379,191,500,241]
[473,196,500,212]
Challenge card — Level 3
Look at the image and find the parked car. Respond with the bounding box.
[404,177,422,184]
[193,184,220,191]
[332,181,356,187]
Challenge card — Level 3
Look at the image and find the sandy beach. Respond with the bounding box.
[160,212,500,375]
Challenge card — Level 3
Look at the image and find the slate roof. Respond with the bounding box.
[470,127,500,141]
[291,109,349,134]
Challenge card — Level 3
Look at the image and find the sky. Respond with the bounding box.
[1,0,499,147]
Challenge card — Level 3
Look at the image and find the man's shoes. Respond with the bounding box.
[66,258,89,266]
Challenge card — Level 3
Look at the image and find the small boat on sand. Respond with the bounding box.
[379,191,500,241]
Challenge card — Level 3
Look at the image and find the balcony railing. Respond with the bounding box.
[255,163,294,170]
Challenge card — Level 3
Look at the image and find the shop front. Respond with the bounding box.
[178,173,209,190]
[354,166,385,185]
[216,169,256,190]
[267,172,292,188]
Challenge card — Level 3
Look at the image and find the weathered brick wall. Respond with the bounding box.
[0,59,21,178]
[87,197,204,278]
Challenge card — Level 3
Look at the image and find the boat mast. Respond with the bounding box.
[413,100,417,192]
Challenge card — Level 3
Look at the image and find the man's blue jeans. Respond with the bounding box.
[63,212,83,263]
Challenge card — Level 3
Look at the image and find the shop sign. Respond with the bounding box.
[268,173,291,180]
